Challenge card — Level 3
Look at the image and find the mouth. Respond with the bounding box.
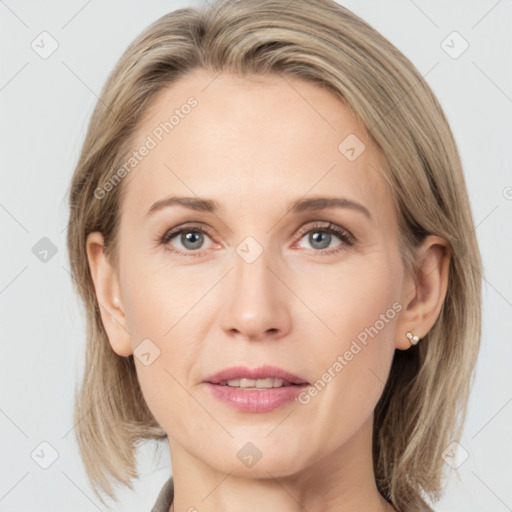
[215,377,301,389]
[203,365,309,412]
[204,364,309,387]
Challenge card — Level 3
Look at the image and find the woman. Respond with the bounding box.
[66,0,482,510]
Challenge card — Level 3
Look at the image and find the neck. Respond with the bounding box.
[167,415,395,512]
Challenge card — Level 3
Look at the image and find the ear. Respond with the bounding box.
[395,235,451,350]
[85,231,132,357]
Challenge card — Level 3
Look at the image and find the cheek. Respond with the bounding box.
[297,251,402,351]
[134,353,195,433]
[118,253,214,432]
[294,254,401,430]
[121,249,213,341]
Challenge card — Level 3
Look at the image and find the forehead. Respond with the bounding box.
[121,69,392,221]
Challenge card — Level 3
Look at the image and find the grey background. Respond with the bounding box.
[1,0,511,510]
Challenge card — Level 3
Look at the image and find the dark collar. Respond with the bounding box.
[151,476,174,512]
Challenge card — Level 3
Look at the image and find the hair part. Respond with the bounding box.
[66,1,482,510]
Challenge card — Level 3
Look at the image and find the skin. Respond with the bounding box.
[87,69,450,512]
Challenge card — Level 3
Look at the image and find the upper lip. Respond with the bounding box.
[204,365,309,385]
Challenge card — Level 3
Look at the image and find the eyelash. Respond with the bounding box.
[158,221,356,258]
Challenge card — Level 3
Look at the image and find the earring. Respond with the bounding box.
[406,331,420,346]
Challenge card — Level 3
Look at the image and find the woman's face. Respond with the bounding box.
[102,70,414,477]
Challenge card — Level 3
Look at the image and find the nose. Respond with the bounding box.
[219,243,292,342]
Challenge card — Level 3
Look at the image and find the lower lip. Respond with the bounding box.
[205,383,309,412]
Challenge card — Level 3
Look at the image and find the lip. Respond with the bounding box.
[203,365,309,413]
[204,365,309,385]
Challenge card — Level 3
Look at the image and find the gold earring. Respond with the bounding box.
[406,331,420,346]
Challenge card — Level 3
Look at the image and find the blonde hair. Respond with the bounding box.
[66,1,482,510]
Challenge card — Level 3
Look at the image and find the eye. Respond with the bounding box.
[293,222,355,255]
[159,221,356,258]
[159,223,216,257]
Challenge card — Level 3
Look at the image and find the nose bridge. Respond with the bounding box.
[219,234,291,340]
[234,236,274,296]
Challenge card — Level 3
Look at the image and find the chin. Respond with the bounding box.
[204,439,309,478]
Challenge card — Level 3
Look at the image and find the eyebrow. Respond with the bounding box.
[145,195,372,220]
[146,196,219,216]
[290,197,371,219]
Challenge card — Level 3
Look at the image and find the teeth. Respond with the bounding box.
[220,378,289,388]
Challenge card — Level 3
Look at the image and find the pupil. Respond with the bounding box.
[310,231,330,249]
[182,231,203,250]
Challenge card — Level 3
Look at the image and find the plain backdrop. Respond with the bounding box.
[1,1,511,510]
